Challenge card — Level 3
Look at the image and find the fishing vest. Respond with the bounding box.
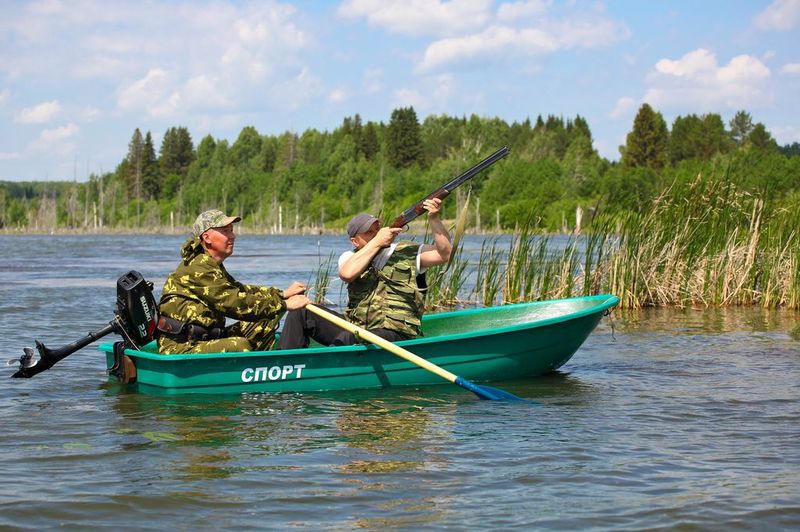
[346,241,424,338]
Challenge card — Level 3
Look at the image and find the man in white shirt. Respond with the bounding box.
[275,198,451,349]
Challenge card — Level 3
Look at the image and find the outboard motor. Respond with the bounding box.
[11,270,158,379]
[115,270,159,348]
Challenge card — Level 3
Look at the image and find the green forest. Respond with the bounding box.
[1,104,798,233]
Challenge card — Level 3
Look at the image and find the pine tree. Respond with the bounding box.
[126,128,143,197]
[351,114,363,158]
[669,114,699,164]
[160,126,195,177]
[230,126,263,168]
[729,110,754,146]
[572,115,593,143]
[141,132,160,199]
[360,122,380,161]
[622,103,669,170]
[125,128,144,225]
[387,106,422,168]
[746,123,778,152]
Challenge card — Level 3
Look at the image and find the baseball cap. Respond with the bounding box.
[346,213,379,238]
[192,209,241,237]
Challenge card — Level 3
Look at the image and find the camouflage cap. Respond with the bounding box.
[346,213,379,238]
[192,209,241,237]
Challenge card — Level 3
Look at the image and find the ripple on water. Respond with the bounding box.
[1,235,799,529]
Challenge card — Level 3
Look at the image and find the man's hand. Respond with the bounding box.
[373,227,402,248]
[282,281,306,299]
[422,197,443,218]
[285,294,311,310]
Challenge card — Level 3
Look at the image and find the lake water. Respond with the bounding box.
[1,234,799,529]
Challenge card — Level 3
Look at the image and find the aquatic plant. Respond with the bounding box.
[314,173,800,310]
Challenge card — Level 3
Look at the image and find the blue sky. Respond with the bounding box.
[1,0,798,181]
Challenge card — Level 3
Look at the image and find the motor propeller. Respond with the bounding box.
[8,346,37,369]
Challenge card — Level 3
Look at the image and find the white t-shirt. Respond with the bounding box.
[338,243,427,273]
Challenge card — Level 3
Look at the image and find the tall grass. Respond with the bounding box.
[425,173,800,310]
[314,173,800,311]
[601,176,798,309]
[309,252,336,305]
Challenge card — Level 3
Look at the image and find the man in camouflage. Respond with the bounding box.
[275,198,451,349]
[158,209,310,354]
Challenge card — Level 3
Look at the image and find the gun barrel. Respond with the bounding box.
[440,145,509,193]
[391,146,510,228]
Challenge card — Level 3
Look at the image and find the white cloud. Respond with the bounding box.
[644,49,771,109]
[610,96,637,119]
[328,87,349,103]
[220,4,309,83]
[29,122,79,154]
[420,25,557,72]
[16,100,61,124]
[754,0,800,31]
[497,1,552,23]
[29,0,69,16]
[0,89,10,106]
[390,73,460,113]
[781,63,800,75]
[0,151,21,160]
[79,106,101,121]
[39,122,79,142]
[5,2,314,119]
[550,17,628,49]
[654,48,717,78]
[418,12,628,72]
[117,68,179,118]
[184,75,229,108]
[338,0,492,37]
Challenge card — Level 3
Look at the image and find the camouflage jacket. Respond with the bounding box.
[158,236,286,329]
[346,241,424,338]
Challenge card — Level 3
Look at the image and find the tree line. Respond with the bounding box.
[1,105,798,233]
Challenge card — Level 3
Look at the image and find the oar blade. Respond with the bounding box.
[454,376,524,401]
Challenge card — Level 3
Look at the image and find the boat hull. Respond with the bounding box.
[100,295,618,395]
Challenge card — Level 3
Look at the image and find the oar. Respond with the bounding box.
[305,304,523,401]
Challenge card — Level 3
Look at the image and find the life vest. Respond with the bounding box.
[346,241,424,338]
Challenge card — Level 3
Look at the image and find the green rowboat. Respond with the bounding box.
[98,294,618,395]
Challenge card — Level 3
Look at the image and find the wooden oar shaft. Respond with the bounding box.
[306,304,458,383]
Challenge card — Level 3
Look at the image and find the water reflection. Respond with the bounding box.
[615,306,800,335]
[105,385,460,487]
[336,401,429,470]
[106,389,248,480]
[332,396,455,529]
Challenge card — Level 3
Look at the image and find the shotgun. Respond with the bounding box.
[390,145,510,228]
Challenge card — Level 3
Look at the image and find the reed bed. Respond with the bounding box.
[423,175,800,310]
[310,252,336,306]
[312,175,799,311]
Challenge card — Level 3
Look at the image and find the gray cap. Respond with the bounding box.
[192,209,241,237]
[346,213,379,238]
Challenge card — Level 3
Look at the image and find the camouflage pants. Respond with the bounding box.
[157,315,282,354]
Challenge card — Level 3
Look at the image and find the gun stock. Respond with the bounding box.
[390,146,509,228]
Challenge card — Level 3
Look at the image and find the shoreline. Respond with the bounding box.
[0,221,541,237]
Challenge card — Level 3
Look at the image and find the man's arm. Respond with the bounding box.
[419,198,452,269]
[338,227,402,282]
